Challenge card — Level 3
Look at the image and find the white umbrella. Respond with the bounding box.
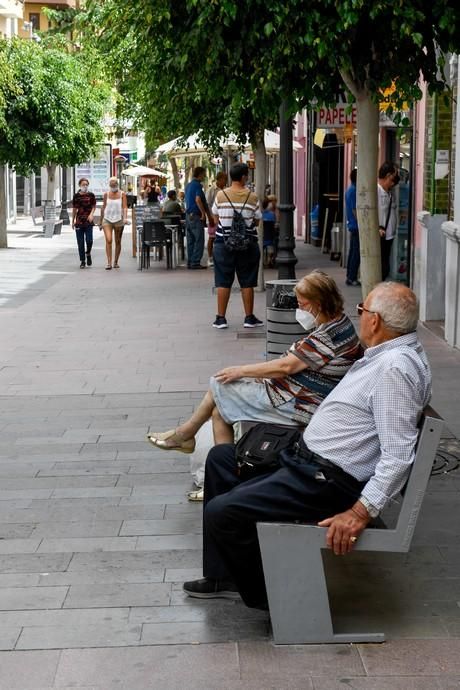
[121,165,167,177]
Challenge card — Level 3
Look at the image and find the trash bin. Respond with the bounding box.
[330,224,342,261]
[265,280,305,360]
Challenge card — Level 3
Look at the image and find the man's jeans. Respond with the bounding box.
[75,225,93,263]
[186,214,205,267]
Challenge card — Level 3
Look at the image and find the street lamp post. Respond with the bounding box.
[276,101,297,279]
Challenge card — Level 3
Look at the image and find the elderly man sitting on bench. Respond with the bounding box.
[183,282,432,607]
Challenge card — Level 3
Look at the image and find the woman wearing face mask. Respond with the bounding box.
[72,178,96,269]
[148,270,362,457]
[100,177,128,270]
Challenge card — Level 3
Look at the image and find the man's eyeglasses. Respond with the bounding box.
[356,302,376,317]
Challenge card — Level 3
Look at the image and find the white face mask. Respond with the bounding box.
[295,308,317,331]
[110,185,118,192]
[80,185,88,193]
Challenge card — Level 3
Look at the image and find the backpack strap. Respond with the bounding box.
[222,190,251,213]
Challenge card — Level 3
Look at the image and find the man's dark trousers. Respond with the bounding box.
[186,213,205,267]
[203,444,363,608]
[346,230,360,282]
[380,237,394,280]
[75,224,93,263]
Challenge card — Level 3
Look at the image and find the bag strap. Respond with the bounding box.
[384,192,392,231]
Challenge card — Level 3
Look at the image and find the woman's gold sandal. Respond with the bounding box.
[187,487,204,502]
[147,429,196,454]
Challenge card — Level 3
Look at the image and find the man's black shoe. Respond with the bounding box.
[189,264,207,270]
[86,253,92,267]
[183,577,240,599]
[80,262,85,269]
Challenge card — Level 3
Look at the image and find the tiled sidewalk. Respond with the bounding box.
[0,219,459,689]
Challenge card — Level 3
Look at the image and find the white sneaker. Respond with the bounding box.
[207,259,214,267]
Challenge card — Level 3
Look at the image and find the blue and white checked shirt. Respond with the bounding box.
[304,333,432,511]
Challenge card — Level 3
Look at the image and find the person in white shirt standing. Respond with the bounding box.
[100,176,128,270]
[377,161,400,280]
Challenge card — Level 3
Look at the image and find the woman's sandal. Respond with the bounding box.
[114,263,119,269]
[105,265,112,270]
[147,429,196,454]
[187,487,204,502]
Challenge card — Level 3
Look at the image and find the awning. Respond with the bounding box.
[156,130,301,156]
[121,165,167,177]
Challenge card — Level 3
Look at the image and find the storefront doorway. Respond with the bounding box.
[384,128,413,285]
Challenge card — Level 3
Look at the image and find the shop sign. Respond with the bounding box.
[317,104,357,128]
[74,143,112,199]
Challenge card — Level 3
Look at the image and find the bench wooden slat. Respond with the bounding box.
[257,408,444,644]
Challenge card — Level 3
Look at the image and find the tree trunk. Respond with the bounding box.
[355,94,382,296]
[46,163,57,203]
[0,166,7,249]
[252,131,267,292]
[169,156,181,189]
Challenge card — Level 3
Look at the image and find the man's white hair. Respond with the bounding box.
[368,282,419,334]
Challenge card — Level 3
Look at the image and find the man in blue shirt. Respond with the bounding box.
[185,167,214,269]
[345,168,360,286]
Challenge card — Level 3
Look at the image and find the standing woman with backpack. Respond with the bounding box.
[210,163,263,329]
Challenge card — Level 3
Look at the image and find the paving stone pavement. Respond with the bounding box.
[0,217,459,689]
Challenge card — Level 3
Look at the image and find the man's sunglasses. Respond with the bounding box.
[356,302,376,317]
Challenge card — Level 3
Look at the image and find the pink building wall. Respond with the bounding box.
[294,111,308,238]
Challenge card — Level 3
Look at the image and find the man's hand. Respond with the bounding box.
[318,504,370,556]
[378,227,386,238]
[214,366,245,384]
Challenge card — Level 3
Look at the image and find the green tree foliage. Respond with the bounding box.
[0,37,111,248]
[0,38,110,178]
[62,0,460,290]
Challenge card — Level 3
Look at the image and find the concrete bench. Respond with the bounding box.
[31,206,44,226]
[43,218,63,238]
[256,407,444,644]
[31,206,63,237]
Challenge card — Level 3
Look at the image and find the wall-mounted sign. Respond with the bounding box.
[435,150,449,180]
[317,105,357,128]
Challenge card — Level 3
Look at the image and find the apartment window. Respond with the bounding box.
[29,13,40,31]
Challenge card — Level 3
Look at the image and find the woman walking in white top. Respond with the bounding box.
[100,177,128,270]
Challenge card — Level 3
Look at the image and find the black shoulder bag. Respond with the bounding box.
[235,423,302,480]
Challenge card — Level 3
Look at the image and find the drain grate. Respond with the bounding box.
[432,439,460,476]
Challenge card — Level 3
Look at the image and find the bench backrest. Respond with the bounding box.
[356,406,444,552]
[31,206,44,224]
